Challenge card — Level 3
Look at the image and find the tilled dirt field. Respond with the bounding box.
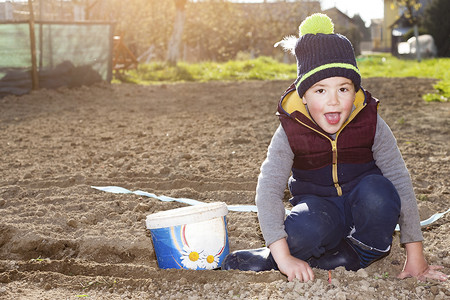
[0,77,449,299]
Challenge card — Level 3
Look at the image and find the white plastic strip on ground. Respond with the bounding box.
[91,185,259,212]
[91,186,449,231]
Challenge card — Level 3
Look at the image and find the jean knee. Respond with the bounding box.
[352,175,401,216]
[284,200,343,257]
[348,175,401,249]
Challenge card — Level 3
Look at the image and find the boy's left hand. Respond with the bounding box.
[398,241,448,282]
[398,264,448,282]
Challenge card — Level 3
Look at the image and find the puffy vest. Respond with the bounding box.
[277,84,382,204]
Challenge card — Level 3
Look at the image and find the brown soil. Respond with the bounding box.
[0,77,449,299]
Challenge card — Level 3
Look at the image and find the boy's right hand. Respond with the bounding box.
[276,254,315,282]
[269,238,315,282]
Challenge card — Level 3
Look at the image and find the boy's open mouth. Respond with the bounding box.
[325,112,340,125]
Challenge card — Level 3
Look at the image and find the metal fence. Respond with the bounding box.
[0,20,113,97]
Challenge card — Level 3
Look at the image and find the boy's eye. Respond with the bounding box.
[340,87,348,92]
[315,88,325,94]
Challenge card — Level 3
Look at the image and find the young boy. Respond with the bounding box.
[222,13,447,283]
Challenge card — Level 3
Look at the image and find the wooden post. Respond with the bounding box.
[38,0,43,70]
[28,0,39,90]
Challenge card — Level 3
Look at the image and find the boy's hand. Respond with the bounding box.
[398,258,448,282]
[276,254,315,282]
[268,238,315,282]
[398,264,448,281]
[397,241,448,282]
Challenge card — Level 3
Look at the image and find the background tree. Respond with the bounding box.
[184,1,248,61]
[422,0,450,57]
[334,24,362,56]
[107,0,174,61]
[80,0,321,63]
[181,1,319,62]
[167,0,187,65]
[352,14,371,42]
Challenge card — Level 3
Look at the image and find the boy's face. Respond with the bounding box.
[302,76,356,134]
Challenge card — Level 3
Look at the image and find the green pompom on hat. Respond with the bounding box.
[299,13,334,36]
[294,13,361,97]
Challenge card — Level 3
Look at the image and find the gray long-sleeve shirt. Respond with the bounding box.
[255,114,423,246]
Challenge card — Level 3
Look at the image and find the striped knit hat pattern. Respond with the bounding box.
[293,13,361,97]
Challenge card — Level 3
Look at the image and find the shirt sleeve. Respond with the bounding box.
[372,115,423,244]
[255,124,294,246]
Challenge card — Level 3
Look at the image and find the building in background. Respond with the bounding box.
[381,0,433,54]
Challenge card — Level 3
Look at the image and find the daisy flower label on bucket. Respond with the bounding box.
[146,202,229,270]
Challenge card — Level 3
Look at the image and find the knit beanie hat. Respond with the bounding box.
[276,13,361,97]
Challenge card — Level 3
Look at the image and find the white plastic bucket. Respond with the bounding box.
[146,202,229,270]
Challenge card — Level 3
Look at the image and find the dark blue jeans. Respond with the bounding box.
[285,175,401,261]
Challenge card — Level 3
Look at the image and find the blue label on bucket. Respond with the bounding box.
[150,216,229,270]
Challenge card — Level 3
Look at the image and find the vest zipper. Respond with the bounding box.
[294,118,343,196]
[331,140,342,196]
